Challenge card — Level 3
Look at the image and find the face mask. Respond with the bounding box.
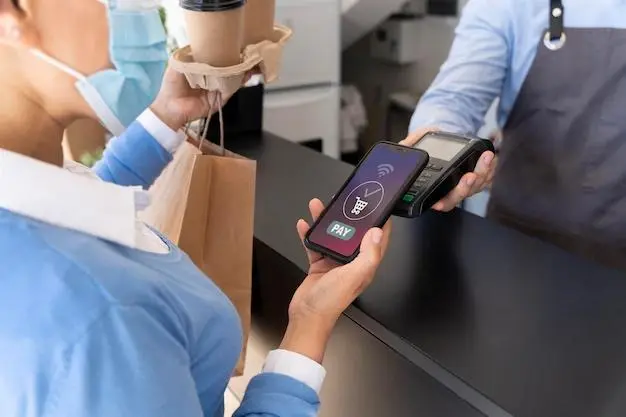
[30,0,167,136]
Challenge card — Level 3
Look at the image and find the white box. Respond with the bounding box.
[401,0,427,15]
[264,86,340,159]
[271,0,341,90]
[370,17,421,65]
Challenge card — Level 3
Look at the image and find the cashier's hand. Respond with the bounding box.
[150,65,256,132]
[400,127,497,212]
[280,199,392,364]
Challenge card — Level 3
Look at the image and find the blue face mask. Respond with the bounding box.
[31,1,167,136]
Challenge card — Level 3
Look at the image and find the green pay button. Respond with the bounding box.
[326,221,356,241]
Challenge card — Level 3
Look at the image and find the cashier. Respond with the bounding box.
[404,0,626,269]
[0,0,391,416]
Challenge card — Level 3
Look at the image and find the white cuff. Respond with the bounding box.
[137,109,186,154]
[262,349,327,394]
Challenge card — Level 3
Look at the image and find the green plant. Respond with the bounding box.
[159,7,168,35]
[79,147,104,168]
[159,6,179,54]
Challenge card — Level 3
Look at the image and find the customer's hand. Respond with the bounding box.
[150,65,254,131]
[280,198,392,364]
[400,127,497,212]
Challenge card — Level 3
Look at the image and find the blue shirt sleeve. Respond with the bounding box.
[93,121,172,189]
[43,304,320,417]
[233,373,320,417]
[409,0,513,135]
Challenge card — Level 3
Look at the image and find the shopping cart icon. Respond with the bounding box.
[343,181,385,221]
[351,197,369,216]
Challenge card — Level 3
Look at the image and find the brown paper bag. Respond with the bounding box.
[140,139,255,376]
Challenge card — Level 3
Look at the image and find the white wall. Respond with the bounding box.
[342,15,460,147]
[339,0,510,149]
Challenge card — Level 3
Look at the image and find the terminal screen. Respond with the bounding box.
[417,136,466,161]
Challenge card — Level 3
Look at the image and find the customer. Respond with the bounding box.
[405,0,626,269]
[0,1,391,416]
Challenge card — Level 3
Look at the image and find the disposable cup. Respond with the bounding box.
[180,0,246,66]
[243,0,276,45]
[179,0,245,12]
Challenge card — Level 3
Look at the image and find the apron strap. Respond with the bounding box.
[545,0,566,50]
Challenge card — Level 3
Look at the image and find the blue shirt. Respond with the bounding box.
[409,0,626,134]
[0,122,320,417]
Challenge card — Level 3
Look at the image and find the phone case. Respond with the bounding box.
[304,141,429,264]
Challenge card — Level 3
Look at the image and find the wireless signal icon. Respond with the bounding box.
[377,164,394,178]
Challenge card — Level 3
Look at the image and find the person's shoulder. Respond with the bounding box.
[463,0,538,19]
[0,208,240,355]
[0,211,122,416]
[0,211,187,339]
[461,0,547,48]
[0,210,121,343]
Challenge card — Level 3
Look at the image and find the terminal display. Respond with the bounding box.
[416,136,466,161]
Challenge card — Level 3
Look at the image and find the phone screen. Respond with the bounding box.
[307,143,428,259]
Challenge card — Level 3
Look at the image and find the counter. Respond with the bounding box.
[229,132,626,417]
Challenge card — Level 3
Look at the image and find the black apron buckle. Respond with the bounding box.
[545,0,566,50]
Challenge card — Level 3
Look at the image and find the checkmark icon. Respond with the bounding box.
[364,187,382,199]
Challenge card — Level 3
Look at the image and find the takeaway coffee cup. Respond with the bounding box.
[180,0,246,67]
[243,0,276,45]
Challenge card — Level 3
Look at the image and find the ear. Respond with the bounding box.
[0,1,39,47]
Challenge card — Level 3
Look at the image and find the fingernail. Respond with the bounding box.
[465,177,476,187]
[372,229,383,245]
[484,153,494,165]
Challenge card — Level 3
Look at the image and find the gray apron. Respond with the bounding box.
[487,2,626,271]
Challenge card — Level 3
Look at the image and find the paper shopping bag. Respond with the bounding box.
[140,139,256,376]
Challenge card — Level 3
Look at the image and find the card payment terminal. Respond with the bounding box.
[393,132,495,218]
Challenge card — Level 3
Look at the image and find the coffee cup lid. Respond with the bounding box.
[180,0,245,12]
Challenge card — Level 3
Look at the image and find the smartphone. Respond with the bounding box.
[304,141,429,264]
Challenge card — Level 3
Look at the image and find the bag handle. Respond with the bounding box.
[216,93,225,156]
[188,92,226,157]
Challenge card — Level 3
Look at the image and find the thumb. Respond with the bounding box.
[399,126,439,147]
[349,228,384,275]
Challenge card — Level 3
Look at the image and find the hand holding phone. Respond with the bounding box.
[281,198,392,364]
[304,142,429,264]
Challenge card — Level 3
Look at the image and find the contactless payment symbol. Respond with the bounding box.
[377,164,394,178]
[342,181,385,221]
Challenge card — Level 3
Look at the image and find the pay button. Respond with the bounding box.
[326,221,355,241]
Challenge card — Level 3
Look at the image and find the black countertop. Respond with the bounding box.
[230,133,626,417]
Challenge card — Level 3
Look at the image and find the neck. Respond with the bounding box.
[0,46,78,166]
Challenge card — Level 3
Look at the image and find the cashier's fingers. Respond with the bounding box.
[471,151,495,192]
[399,126,440,148]
[484,155,498,188]
[432,173,475,212]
